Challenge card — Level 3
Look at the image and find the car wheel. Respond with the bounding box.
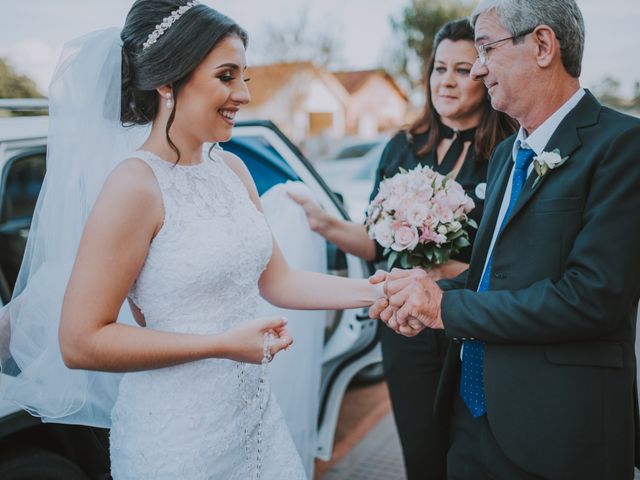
[353,361,385,385]
[0,448,89,480]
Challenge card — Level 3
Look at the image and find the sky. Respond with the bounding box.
[1,0,638,99]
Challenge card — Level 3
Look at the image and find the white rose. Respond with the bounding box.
[437,224,448,235]
[406,203,430,227]
[434,201,454,223]
[448,221,462,233]
[536,151,563,169]
[423,212,439,229]
[407,170,424,191]
[444,185,468,210]
[372,218,394,248]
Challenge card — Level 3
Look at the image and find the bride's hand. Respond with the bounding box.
[221,316,293,364]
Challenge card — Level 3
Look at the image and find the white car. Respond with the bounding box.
[0,100,382,479]
[316,141,385,222]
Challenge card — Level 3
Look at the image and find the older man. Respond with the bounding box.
[371,0,640,478]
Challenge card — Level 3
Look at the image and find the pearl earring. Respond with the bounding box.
[165,92,173,109]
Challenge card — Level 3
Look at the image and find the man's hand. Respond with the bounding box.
[368,268,444,336]
[387,270,444,330]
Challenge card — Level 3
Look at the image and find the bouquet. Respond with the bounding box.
[365,165,477,270]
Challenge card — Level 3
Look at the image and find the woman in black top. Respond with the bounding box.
[291,19,517,479]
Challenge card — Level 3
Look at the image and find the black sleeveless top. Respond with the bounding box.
[369,129,488,264]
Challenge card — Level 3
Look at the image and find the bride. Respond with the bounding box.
[0,1,384,479]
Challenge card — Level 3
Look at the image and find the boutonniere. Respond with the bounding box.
[532,149,569,188]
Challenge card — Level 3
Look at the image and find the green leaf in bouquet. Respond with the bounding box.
[467,218,478,229]
[447,229,465,240]
[433,248,449,265]
[407,255,424,267]
[455,236,471,248]
[400,254,411,269]
[383,247,391,256]
[422,244,434,261]
[386,251,399,270]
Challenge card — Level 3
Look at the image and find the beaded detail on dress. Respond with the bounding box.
[109,150,306,480]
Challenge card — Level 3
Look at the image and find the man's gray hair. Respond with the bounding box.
[470,0,585,77]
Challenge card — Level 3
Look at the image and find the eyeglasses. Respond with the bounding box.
[476,27,536,65]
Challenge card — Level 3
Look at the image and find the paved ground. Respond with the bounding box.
[315,381,392,478]
[320,414,405,480]
[320,413,405,480]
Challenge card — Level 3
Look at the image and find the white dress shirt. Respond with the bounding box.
[477,88,586,285]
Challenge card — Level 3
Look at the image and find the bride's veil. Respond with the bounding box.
[0,28,146,427]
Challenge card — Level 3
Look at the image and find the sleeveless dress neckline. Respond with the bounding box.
[135,148,209,168]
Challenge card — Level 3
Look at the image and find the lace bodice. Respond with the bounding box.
[128,149,272,333]
[109,150,306,479]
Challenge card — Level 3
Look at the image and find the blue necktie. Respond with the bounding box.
[460,146,535,418]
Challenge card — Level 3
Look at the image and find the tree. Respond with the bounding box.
[0,58,43,99]
[591,75,625,109]
[633,80,640,108]
[254,9,343,68]
[389,0,475,92]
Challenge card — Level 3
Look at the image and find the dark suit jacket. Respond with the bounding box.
[437,91,640,480]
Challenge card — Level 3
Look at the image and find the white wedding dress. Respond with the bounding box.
[109,150,306,480]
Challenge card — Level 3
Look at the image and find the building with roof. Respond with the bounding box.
[333,69,408,137]
[238,62,350,145]
[237,62,408,147]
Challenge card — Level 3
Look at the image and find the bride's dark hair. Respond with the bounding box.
[120,0,248,161]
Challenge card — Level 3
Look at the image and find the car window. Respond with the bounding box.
[1,152,46,224]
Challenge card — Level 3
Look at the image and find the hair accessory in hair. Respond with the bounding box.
[142,1,199,51]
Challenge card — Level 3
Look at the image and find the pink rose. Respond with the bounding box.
[391,224,419,252]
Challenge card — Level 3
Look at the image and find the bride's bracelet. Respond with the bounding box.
[262,331,274,364]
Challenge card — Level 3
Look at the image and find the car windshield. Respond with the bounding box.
[334,141,380,160]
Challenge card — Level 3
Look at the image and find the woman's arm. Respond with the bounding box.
[426,259,469,281]
[59,158,291,372]
[287,192,376,261]
[221,153,383,310]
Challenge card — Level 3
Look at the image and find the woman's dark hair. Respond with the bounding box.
[120,0,248,162]
[408,18,517,161]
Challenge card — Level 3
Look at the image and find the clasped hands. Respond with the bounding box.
[369,268,444,336]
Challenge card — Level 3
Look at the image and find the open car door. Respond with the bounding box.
[222,120,382,461]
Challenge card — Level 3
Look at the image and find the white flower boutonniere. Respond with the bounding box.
[532,148,569,188]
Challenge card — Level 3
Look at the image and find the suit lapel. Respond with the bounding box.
[468,145,513,286]
[500,91,601,232]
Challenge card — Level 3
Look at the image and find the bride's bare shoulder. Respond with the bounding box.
[90,157,164,230]
[102,156,162,201]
